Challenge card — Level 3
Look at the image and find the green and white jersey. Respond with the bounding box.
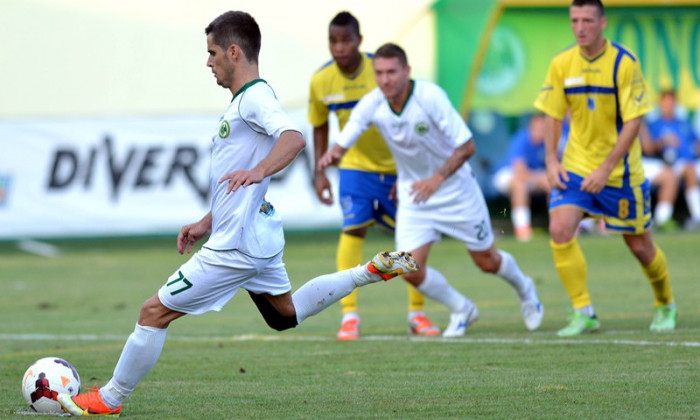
[338,80,477,211]
[204,79,300,257]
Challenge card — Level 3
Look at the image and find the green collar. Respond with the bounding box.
[231,78,266,102]
[390,80,415,116]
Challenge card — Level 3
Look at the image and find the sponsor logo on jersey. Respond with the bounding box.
[564,76,584,86]
[323,93,345,103]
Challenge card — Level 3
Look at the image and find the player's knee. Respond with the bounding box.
[138,295,177,328]
[473,253,500,273]
[264,312,298,331]
[402,270,424,287]
[549,221,575,243]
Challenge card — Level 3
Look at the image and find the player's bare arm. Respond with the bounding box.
[313,123,334,205]
[410,140,474,203]
[544,115,568,190]
[581,116,642,193]
[220,130,306,193]
[317,143,348,170]
[177,212,213,254]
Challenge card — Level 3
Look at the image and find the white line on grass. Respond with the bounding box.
[1,333,699,348]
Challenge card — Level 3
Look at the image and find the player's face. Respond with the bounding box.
[329,24,362,73]
[569,5,607,51]
[659,93,676,119]
[373,57,410,101]
[206,34,234,89]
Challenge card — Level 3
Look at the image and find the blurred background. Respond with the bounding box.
[1,0,698,240]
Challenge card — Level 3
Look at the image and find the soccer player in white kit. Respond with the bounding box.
[56,12,417,417]
[319,43,543,337]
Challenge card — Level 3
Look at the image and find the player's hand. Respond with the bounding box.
[546,160,568,190]
[661,133,679,147]
[581,166,610,194]
[389,182,398,201]
[410,174,444,203]
[219,168,265,194]
[314,170,334,205]
[317,145,346,170]
[177,219,211,254]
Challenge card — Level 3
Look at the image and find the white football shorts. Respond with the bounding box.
[643,157,692,180]
[158,247,291,315]
[395,193,494,253]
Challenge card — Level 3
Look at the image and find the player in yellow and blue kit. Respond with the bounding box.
[534,0,676,336]
[309,12,436,340]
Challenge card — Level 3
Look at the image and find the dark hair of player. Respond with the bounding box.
[374,43,409,67]
[571,0,605,16]
[330,11,361,36]
[205,11,261,63]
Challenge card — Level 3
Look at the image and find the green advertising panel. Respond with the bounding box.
[469,6,700,115]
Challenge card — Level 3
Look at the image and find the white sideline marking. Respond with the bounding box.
[1,333,699,348]
[16,239,60,257]
[14,411,69,417]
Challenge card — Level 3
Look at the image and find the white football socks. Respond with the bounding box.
[685,186,700,221]
[100,324,167,409]
[654,201,674,225]
[512,207,531,229]
[416,267,469,313]
[292,264,382,324]
[496,250,535,301]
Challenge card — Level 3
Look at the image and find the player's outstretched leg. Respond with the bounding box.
[293,251,418,324]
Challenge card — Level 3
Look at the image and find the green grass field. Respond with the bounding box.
[1,230,699,419]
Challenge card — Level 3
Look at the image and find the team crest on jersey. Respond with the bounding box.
[415,122,429,135]
[587,97,595,111]
[219,120,231,139]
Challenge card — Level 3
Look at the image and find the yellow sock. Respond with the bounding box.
[550,238,590,309]
[337,233,364,314]
[642,246,673,307]
[406,283,425,312]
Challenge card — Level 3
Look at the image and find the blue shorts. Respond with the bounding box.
[338,169,397,232]
[549,172,652,234]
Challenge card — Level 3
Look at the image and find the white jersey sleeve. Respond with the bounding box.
[337,88,382,149]
[239,84,300,139]
[421,83,473,148]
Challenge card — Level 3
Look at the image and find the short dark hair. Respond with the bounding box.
[330,11,361,36]
[571,0,605,16]
[205,11,261,63]
[374,43,408,67]
[659,89,676,99]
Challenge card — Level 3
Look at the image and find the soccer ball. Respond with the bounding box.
[21,357,81,413]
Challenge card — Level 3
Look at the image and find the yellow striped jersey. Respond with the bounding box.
[534,40,652,188]
[308,53,395,174]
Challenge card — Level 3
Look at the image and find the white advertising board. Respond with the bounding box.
[0,116,341,239]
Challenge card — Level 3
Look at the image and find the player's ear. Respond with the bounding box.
[601,15,608,30]
[228,44,240,61]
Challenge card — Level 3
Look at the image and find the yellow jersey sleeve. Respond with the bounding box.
[534,55,568,120]
[617,56,652,122]
[308,67,330,128]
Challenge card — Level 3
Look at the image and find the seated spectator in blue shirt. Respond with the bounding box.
[645,90,700,231]
[492,114,549,241]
